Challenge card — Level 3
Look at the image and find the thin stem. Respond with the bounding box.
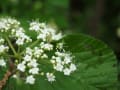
[5,37,17,56]
[2,54,15,58]
[17,46,20,53]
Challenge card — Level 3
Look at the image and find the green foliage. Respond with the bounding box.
[63,34,117,90]
[2,34,117,90]
[0,0,69,29]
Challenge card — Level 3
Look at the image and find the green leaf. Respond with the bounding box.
[63,34,117,90]
[3,34,117,90]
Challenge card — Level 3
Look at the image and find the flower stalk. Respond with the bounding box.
[5,37,17,56]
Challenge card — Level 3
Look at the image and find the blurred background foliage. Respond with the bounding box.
[0,0,69,30]
[0,0,120,77]
[0,0,119,50]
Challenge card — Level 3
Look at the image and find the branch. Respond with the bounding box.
[0,60,16,90]
[0,70,11,90]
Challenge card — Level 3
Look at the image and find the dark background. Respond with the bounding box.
[0,0,120,81]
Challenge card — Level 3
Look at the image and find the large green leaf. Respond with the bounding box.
[3,34,117,90]
[63,34,117,90]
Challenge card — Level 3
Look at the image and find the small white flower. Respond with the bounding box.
[55,52,64,57]
[41,54,48,59]
[29,67,39,75]
[56,57,62,63]
[43,27,55,34]
[34,47,43,58]
[52,33,62,41]
[64,56,72,64]
[15,27,24,37]
[17,63,26,72]
[23,54,32,62]
[50,60,55,64]
[70,64,76,72]
[29,21,45,32]
[63,68,71,76]
[52,56,56,59]
[27,59,38,67]
[46,73,55,82]
[26,47,33,55]
[16,38,24,45]
[54,63,63,72]
[0,21,7,30]
[0,45,9,53]
[29,22,40,31]
[26,75,35,84]
[40,42,53,51]
[0,59,6,67]
[22,61,26,64]
[12,74,18,79]
[37,33,46,41]
[26,37,32,43]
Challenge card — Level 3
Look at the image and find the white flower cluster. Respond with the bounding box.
[0,38,8,67]
[29,21,62,42]
[13,27,32,45]
[0,38,9,54]
[46,72,55,82]
[0,17,77,85]
[17,45,55,84]
[0,17,20,32]
[0,17,32,45]
[17,47,39,74]
[51,52,76,76]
